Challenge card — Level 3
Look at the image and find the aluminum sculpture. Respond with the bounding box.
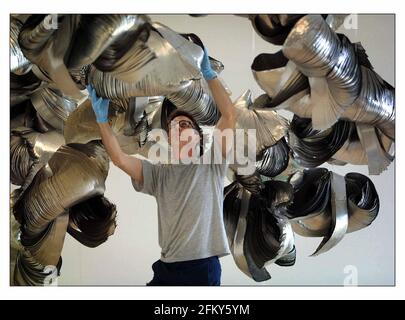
[10,14,394,284]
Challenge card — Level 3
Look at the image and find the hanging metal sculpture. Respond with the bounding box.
[224,173,296,281]
[10,13,394,285]
[249,14,395,175]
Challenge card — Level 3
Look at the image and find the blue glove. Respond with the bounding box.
[86,84,110,123]
[200,47,217,81]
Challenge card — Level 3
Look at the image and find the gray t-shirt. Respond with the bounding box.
[131,147,231,263]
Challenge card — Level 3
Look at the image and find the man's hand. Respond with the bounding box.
[86,84,109,123]
[86,84,144,185]
[200,45,236,158]
[200,47,217,81]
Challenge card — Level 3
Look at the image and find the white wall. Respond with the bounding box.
[56,14,395,285]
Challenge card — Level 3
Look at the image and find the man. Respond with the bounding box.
[87,47,237,286]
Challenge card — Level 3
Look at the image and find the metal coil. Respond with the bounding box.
[10,17,32,75]
[283,15,341,77]
[288,115,354,167]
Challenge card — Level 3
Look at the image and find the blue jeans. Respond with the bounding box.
[147,256,221,286]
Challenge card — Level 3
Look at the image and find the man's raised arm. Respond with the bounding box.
[87,85,143,185]
[200,47,237,157]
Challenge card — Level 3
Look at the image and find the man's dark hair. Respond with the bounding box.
[166,109,204,156]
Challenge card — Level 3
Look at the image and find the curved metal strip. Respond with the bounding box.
[304,77,347,130]
[282,17,367,128]
[244,191,283,281]
[345,173,379,233]
[269,66,309,109]
[209,57,224,74]
[342,67,395,140]
[89,65,191,100]
[223,183,273,281]
[64,98,156,156]
[234,172,264,195]
[12,141,109,235]
[326,34,361,108]
[19,15,85,100]
[31,87,78,130]
[244,207,275,282]
[243,240,272,282]
[264,218,295,267]
[20,213,69,267]
[90,23,203,99]
[272,157,304,183]
[10,212,22,283]
[283,14,341,77]
[234,90,289,156]
[248,14,306,45]
[244,191,295,277]
[68,195,117,248]
[330,128,368,165]
[68,65,91,90]
[10,71,42,107]
[18,14,58,63]
[291,209,331,237]
[288,116,353,167]
[97,30,155,83]
[286,168,331,220]
[251,52,309,108]
[223,182,240,249]
[289,170,332,238]
[264,180,294,209]
[68,14,150,69]
[275,245,296,266]
[10,17,32,75]
[64,99,124,144]
[167,79,220,125]
[356,123,394,175]
[11,14,31,24]
[260,180,296,266]
[151,22,203,79]
[231,189,253,278]
[123,97,148,136]
[295,173,378,238]
[10,128,36,186]
[311,172,348,256]
[326,14,349,30]
[251,51,289,97]
[284,92,314,119]
[13,249,62,286]
[256,138,290,177]
[11,127,65,192]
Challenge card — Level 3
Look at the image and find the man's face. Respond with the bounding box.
[168,116,201,160]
